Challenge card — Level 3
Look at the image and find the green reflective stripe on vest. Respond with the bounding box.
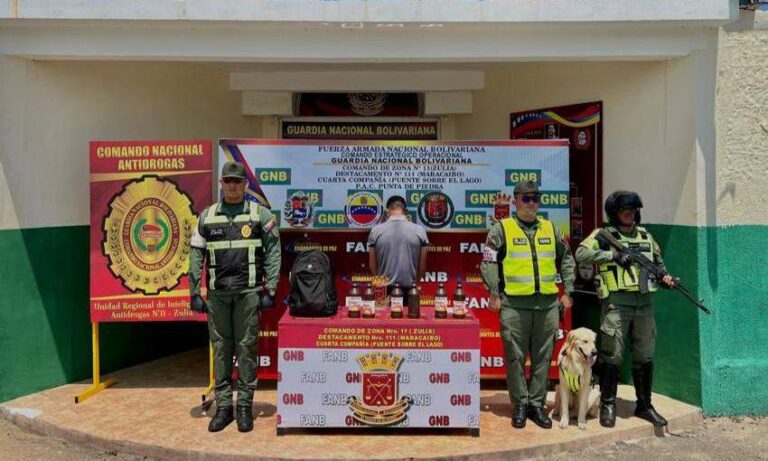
[205,215,230,225]
[598,226,657,293]
[205,206,219,221]
[250,204,260,223]
[501,217,559,296]
[208,268,217,290]
[230,240,262,249]
[248,263,256,287]
[207,240,262,250]
[207,241,231,250]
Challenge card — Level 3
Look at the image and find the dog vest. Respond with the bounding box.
[500,217,559,296]
[560,364,582,394]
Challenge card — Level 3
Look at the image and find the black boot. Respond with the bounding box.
[236,405,254,433]
[208,405,234,432]
[527,406,552,429]
[512,403,527,429]
[599,364,619,428]
[633,362,668,427]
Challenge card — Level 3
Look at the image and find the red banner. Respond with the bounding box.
[259,230,570,379]
[510,101,603,247]
[89,140,212,323]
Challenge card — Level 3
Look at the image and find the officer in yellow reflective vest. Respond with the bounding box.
[575,191,675,428]
[481,180,576,429]
[188,161,281,433]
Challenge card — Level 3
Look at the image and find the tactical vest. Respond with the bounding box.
[598,226,657,293]
[501,217,559,296]
[201,201,263,291]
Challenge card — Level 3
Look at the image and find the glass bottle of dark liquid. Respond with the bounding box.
[407,282,420,319]
[435,282,448,319]
[347,282,361,318]
[362,282,376,318]
[390,283,404,319]
[453,280,467,319]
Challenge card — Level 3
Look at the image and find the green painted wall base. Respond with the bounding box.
[698,225,768,416]
[0,226,207,403]
[2,223,765,416]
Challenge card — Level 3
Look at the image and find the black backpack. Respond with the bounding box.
[287,250,338,317]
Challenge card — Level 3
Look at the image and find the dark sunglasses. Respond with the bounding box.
[518,194,541,204]
[222,177,245,184]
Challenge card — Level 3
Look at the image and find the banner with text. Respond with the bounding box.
[89,140,212,322]
[219,140,569,379]
[219,140,569,235]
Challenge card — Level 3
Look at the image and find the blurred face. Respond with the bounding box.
[617,207,636,227]
[515,193,540,222]
[220,177,246,203]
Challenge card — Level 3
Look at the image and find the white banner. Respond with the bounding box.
[219,140,570,234]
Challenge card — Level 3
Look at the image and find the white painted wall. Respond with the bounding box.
[716,24,768,226]
[453,59,706,227]
[0,59,261,230]
[2,55,721,230]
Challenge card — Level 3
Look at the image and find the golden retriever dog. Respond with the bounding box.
[553,327,600,429]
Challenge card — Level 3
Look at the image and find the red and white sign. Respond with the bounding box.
[277,307,480,430]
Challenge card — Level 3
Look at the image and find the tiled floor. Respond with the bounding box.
[0,350,701,461]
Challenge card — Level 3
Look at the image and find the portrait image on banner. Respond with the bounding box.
[89,140,212,322]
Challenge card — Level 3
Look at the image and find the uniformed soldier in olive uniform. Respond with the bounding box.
[481,180,576,429]
[575,191,675,428]
[188,161,281,433]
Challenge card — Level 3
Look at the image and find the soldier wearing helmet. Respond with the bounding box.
[575,191,676,428]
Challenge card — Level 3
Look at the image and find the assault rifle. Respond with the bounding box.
[596,229,712,315]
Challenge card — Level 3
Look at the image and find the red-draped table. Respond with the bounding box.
[276,306,481,435]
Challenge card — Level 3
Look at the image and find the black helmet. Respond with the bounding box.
[604,190,643,225]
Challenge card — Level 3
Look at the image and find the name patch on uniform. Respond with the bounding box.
[513,238,528,245]
[208,228,224,238]
[538,237,552,245]
[628,242,651,251]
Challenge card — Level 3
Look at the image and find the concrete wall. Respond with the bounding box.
[0,59,260,401]
[0,0,735,23]
[697,18,768,415]
[0,59,259,230]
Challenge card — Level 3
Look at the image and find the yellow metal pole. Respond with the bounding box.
[75,323,117,403]
[201,341,215,407]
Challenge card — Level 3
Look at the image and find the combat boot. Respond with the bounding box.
[527,405,552,429]
[633,362,667,427]
[208,405,234,432]
[511,403,527,429]
[599,364,619,428]
[236,405,254,433]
